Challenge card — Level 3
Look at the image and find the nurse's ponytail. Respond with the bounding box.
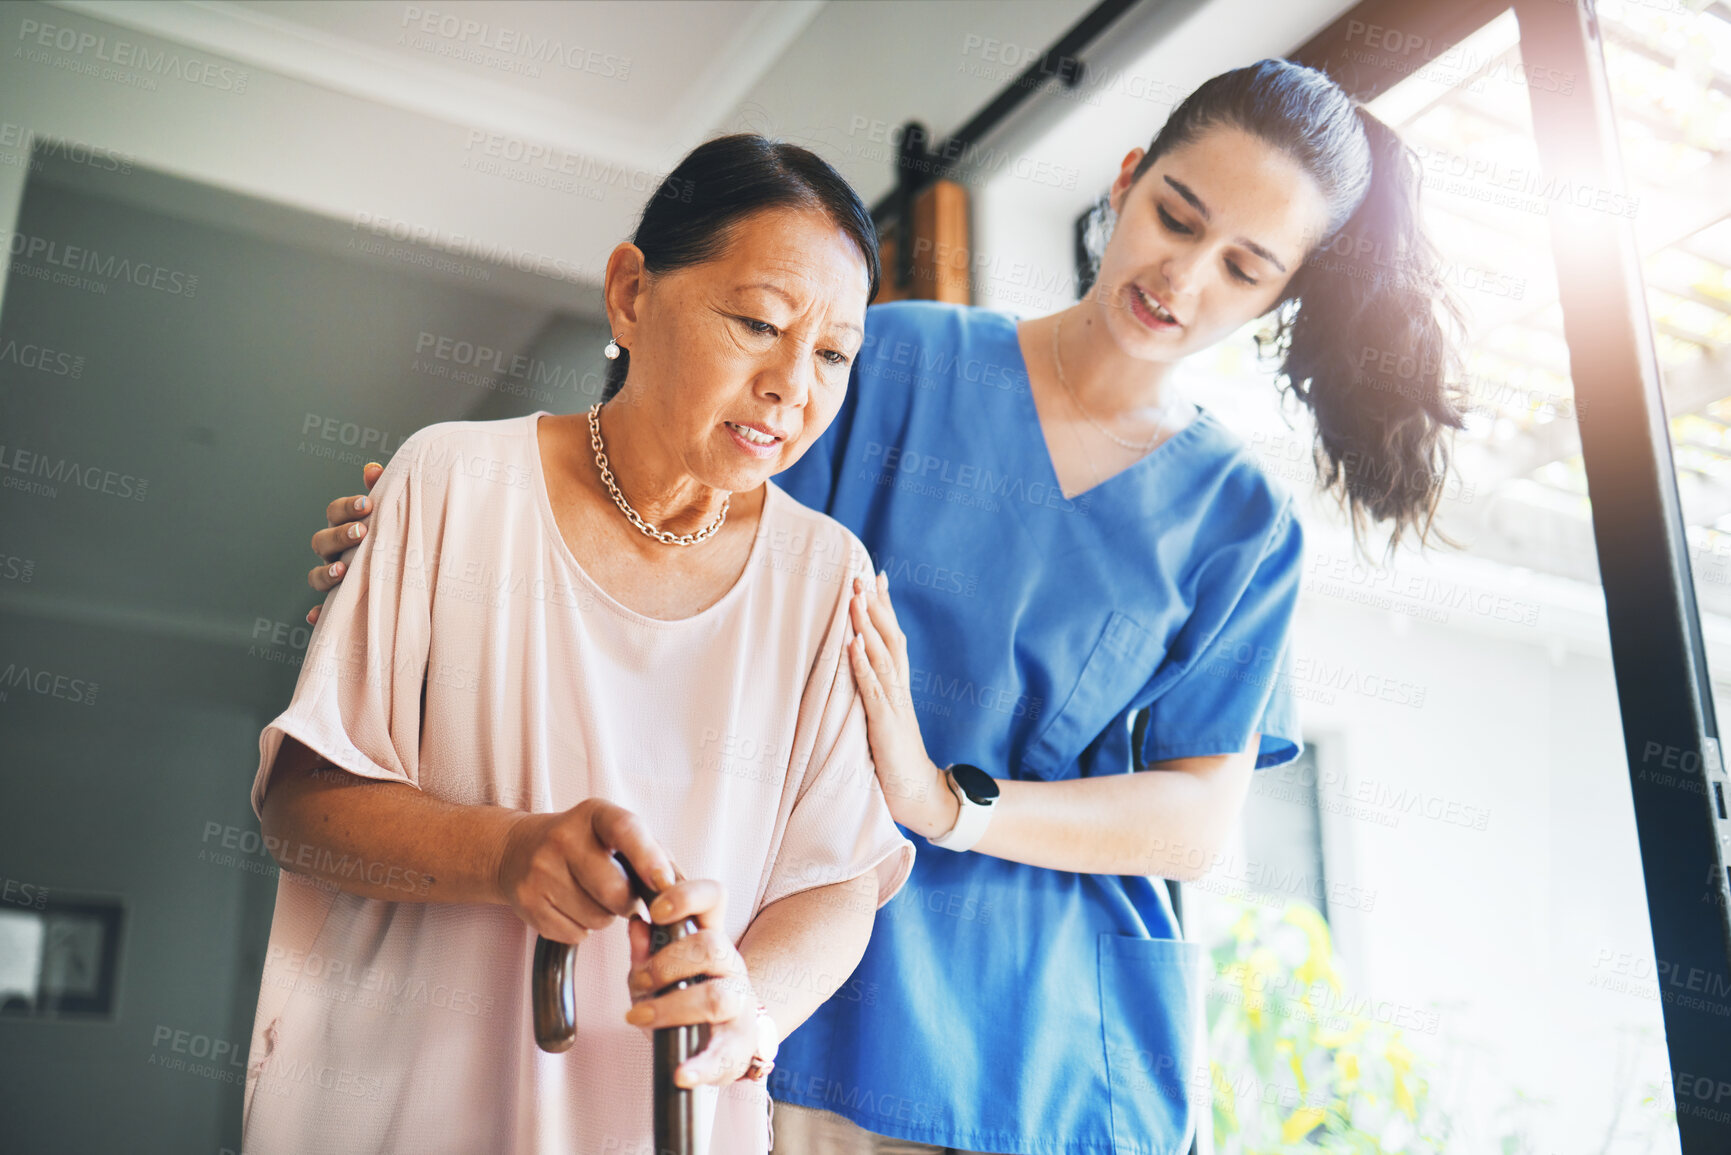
[1272,101,1469,557]
[1103,60,1470,558]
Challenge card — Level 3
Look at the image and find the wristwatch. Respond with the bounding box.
[927,762,1000,852]
[741,1004,778,1082]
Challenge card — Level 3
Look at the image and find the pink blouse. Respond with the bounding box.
[243,411,914,1154]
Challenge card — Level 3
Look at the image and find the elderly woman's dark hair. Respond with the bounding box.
[1092,59,1469,558]
[601,133,881,402]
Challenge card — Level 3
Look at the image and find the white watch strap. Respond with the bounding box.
[929,768,995,852]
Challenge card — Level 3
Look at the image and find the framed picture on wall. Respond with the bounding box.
[0,895,124,1019]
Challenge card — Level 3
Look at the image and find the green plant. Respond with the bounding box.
[1204,897,1452,1154]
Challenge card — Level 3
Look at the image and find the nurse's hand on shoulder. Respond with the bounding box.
[848,572,957,840]
[303,462,383,627]
[624,880,760,1089]
[495,799,678,945]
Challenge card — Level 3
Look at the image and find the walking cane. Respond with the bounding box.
[531,852,709,1155]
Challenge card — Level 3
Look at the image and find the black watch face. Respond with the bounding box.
[950,762,999,803]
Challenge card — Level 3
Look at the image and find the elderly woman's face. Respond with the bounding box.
[615,207,870,493]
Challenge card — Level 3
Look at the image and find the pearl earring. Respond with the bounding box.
[603,336,621,360]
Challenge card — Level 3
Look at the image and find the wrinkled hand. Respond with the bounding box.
[847,572,957,840]
[624,880,762,1088]
[305,461,384,626]
[495,799,676,945]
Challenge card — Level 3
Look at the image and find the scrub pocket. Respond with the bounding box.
[1097,932,1210,1155]
[1022,612,1164,780]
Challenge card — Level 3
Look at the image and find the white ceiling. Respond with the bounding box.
[58,0,825,175]
[35,0,1099,290]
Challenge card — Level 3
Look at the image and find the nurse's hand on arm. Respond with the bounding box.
[848,573,1255,881]
[302,463,383,626]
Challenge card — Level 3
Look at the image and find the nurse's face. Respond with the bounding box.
[609,206,870,493]
[1093,124,1332,363]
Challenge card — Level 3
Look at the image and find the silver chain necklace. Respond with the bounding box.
[1051,313,1173,453]
[587,402,729,547]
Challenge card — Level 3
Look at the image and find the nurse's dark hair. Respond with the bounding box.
[1090,58,1468,558]
[599,134,880,402]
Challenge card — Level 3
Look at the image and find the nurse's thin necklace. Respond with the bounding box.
[588,402,729,546]
[1052,314,1172,453]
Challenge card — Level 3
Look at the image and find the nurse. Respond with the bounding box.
[299,60,1464,1154]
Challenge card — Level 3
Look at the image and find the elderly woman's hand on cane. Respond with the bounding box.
[624,878,767,1089]
[495,799,679,943]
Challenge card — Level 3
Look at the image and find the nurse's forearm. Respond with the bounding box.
[966,740,1257,878]
[259,740,520,905]
[737,872,878,1041]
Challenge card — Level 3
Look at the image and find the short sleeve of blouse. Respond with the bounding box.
[1139,499,1305,770]
[250,429,440,818]
[760,535,915,910]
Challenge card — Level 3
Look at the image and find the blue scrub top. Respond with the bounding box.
[768,301,1305,1155]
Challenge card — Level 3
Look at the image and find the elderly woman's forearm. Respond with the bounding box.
[260,754,520,906]
[737,872,878,1040]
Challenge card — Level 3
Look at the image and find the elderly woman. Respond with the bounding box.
[243,135,913,1155]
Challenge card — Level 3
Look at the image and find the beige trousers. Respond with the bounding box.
[770,1101,979,1154]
